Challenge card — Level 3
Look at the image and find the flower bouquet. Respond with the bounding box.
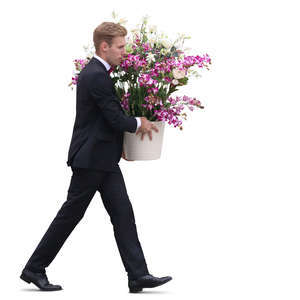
[69,12,211,160]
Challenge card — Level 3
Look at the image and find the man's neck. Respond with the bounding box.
[94,53,111,71]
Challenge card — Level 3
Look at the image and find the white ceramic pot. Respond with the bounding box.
[123,121,165,160]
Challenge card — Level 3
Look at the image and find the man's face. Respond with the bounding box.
[102,36,126,67]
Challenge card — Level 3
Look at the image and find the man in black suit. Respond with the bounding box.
[20,22,172,293]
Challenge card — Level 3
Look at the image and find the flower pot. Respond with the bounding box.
[123,121,165,160]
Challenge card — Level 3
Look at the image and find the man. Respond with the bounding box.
[20,22,172,293]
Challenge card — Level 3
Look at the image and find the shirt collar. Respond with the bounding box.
[93,53,111,71]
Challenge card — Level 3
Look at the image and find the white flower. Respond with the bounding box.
[172,68,186,79]
[160,48,168,55]
[173,41,181,49]
[131,27,139,33]
[83,43,95,58]
[149,25,157,33]
[142,14,150,25]
[172,79,179,85]
[177,32,185,40]
[118,18,128,25]
[146,53,156,63]
[112,10,119,19]
[148,38,156,47]
[161,40,172,49]
[131,28,140,38]
[177,32,190,40]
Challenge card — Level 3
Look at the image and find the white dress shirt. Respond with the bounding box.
[93,54,141,131]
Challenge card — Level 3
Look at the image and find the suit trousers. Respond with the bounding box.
[24,166,149,280]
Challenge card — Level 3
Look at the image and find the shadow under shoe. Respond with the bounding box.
[128,274,172,293]
[20,269,62,291]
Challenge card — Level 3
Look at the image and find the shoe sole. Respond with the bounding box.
[129,287,143,293]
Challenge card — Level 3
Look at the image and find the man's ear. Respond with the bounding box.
[99,41,108,52]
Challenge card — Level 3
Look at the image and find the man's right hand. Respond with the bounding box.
[136,117,159,141]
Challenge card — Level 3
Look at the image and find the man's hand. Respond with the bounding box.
[136,117,159,141]
[122,149,134,161]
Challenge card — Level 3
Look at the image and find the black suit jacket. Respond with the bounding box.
[66,57,137,171]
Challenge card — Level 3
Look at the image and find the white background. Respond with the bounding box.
[1,0,299,299]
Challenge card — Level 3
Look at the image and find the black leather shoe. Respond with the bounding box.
[128,274,172,293]
[20,269,62,291]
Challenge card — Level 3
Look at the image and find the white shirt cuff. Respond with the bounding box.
[135,117,141,131]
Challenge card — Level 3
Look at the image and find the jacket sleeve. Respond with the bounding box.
[90,73,137,133]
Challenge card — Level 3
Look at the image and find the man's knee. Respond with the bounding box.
[110,205,136,227]
[55,201,88,223]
